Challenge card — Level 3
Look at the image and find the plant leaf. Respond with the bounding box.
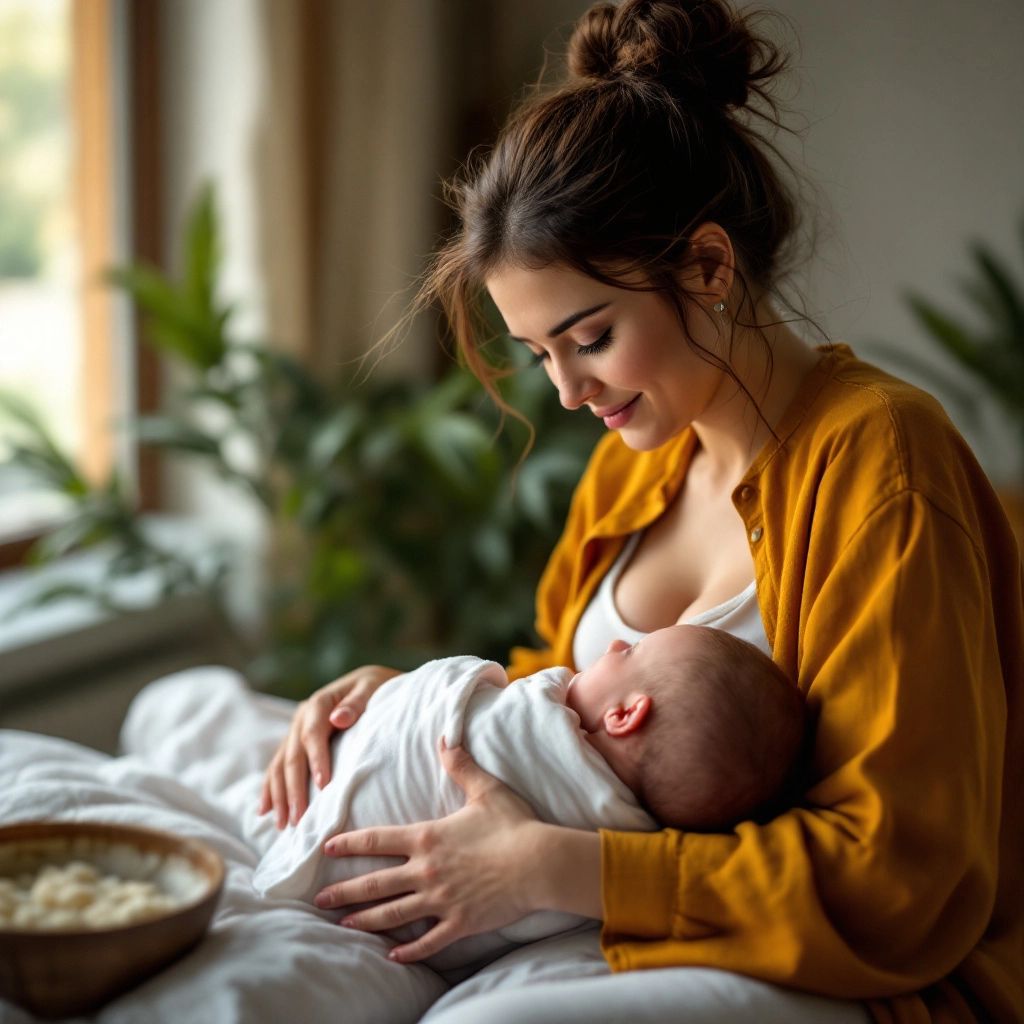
[416,412,496,493]
[105,265,225,370]
[27,514,114,563]
[308,405,362,472]
[185,182,219,318]
[3,580,115,618]
[904,294,981,370]
[969,241,1024,342]
[133,414,223,456]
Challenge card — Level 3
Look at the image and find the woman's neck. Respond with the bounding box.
[691,299,821,486]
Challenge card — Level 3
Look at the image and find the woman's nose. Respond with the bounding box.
[552,360,599,411]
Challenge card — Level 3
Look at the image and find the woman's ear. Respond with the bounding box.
[679,221,735,308]
[602,694,653,739]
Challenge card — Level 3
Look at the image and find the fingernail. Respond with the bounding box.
[387,950,400,961]
[314,894,331,909]
[315,771,324,788]
[339,917,357,928]
[289,804,298,825]
[324,840,335,855]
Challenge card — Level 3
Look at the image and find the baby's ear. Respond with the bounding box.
[602,694,653,738]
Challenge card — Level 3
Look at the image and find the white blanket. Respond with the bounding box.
[252,657,656,972]
[0,668,448,1024]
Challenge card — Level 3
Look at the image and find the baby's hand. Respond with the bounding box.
[258,664,401,828]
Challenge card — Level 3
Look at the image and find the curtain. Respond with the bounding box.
[255,0,453,380]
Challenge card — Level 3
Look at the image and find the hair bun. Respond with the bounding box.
[567,4,621,81]
[567,0,785,115]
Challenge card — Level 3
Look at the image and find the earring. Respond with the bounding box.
[713,301,727,314]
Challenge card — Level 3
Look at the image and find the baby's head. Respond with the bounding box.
[566,624,805,831]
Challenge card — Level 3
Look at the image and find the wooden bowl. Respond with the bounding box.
[0,821,225,1019]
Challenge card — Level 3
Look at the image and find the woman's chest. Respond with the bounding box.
[612,474,754,631]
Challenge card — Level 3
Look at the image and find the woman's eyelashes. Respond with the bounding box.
[527,327,614,367]
[578,326,614,356]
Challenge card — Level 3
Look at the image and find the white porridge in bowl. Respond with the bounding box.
[0,835,210,932]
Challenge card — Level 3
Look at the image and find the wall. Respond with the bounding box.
[771,0,1024,483]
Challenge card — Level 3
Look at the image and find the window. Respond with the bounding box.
[0,0,162,567]
[0,0,81,537]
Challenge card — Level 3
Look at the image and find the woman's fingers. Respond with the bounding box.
[268,759,288,829]
[324,823,416,861]
[388,919,465,964]
[305,670,402,796]
[301,693,341,793]
[256,745,289,828]
[439,737,502,800]
[328,670,401,729]
[340,894,433,934]
[285,692,341,823]
[283,727,314,825]
[316,867,416,915]
[325,679,372,741]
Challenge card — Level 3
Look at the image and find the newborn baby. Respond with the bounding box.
[253,624,805,973]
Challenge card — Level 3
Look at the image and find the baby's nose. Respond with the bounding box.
[606,638,631,654]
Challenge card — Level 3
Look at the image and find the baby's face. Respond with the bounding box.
[566,624,698,733]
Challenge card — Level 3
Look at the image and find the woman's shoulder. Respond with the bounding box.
[822,348,975,466]
[784,345,1001,533]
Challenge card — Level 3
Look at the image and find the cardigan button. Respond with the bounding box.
[738,485,754,501]
[749,525,763,543]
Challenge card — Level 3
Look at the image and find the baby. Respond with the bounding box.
[252,623,805,974]
[566,623,806,832]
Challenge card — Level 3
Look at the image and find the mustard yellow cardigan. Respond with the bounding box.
[507,345,1023,1023]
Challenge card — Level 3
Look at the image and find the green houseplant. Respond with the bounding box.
[907,217,1024,541]
[0,185,601,697]
[877,216,1024,490]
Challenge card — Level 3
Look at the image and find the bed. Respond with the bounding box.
[0,666,450,1024]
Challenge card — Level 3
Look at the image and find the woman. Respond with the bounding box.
[259,1,1023,1021]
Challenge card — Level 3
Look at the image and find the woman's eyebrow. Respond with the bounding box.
[508,302,611,344]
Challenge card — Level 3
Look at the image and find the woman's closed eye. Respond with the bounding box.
[577,326,614,356]
[527,327,615,366]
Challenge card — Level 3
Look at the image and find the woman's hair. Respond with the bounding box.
[635,626,807,831]
[404,0,819,426]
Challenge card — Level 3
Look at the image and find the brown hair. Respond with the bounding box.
[405,0,820,430]
[636,626,806,830]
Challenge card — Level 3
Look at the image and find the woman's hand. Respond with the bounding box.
[313,739,553,963]
[258,664,401,828]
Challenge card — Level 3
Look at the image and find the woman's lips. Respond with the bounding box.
[600,395,640,429]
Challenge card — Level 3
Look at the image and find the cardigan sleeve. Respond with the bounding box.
[600,489,1008,999]
[505,489,584,679]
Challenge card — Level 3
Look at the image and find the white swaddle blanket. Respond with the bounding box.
[252,656,656,972]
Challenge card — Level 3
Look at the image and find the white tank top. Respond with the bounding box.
[572,532,771,669]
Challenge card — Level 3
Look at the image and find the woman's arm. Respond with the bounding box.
[313,740,602,962]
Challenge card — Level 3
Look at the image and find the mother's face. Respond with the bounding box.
[485,262,731,452]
